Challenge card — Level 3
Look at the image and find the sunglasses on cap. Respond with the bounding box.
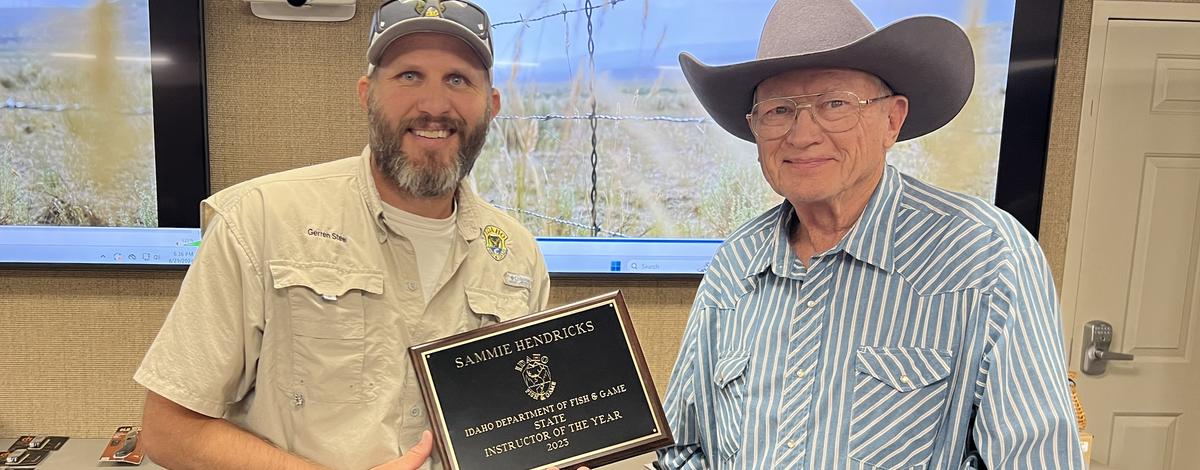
[371,0,492,48]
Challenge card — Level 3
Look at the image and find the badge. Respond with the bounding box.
[414,0,445,17]
[483,225,509,261]
[515,354,555,400]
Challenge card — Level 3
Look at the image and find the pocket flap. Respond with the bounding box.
[465,287,529,322]
[713,354,751,388]
[269,260,384,298]
[855,347,952,392]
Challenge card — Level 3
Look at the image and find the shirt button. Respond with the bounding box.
[786,440,797,449]
[410,407,421,417]
[407,281,418,291]
[806,300,818,308]
[900,375,912,384]
[796,369,806,378]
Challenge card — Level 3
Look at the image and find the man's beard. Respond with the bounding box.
[367,97,490,199]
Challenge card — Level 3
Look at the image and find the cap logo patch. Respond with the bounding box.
[413,0,445,17]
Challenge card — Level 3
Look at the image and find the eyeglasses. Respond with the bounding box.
[746,91,894,140]
[373,0,492,45]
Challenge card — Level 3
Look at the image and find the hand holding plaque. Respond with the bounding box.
[409,291,671,470]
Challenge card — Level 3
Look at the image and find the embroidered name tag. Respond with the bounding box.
[504,272,532,289]
[306,228,347,243]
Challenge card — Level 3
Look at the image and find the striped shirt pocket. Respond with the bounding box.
[849,346,953,469]
[712,353,751,462]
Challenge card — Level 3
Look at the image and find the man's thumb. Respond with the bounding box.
[398,431,434,465]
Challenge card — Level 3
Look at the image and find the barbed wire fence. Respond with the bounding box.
[488,0,718,237]
[0,0,726,236]
[490,202,628,237]
[495,113,708,124]
[2,97,151,115]
[583,0,600,237]
[4,1,1016,234]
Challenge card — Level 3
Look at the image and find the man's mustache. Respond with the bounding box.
[396,114,467,132]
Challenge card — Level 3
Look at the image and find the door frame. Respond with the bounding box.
[1061,0,1200,363]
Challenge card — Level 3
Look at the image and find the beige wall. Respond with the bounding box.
[4,0,1193,437]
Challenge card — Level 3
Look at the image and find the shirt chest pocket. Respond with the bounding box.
[270,261,384,404]
[849,346,954,470]
[711,353,750,463]
[465,287,530,326]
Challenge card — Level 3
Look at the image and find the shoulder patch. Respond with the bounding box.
[483,225,509,261]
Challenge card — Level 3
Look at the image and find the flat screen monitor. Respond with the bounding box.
[467,0,1063,275]
[0,0,1061,276]
[0,0,207,267]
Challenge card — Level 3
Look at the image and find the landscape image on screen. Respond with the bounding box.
[471,0,1014,239]
[0,0,156,227]
[0,0,1013,270]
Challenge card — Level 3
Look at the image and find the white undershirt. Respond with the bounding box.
[380,203,457,303]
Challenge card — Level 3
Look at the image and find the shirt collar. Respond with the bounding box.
[356,147,390,243]
[739,203,795,280]
[453,183,484,243]
[839,165,901,273]
[357,146,483,244]
[740,165,903,280]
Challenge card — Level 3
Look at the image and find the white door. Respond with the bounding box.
[1063,7,1200,470]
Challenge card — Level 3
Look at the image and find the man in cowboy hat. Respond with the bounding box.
[657,0,1085,469]
[134,1,549,469]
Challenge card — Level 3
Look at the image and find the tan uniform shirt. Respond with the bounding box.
[135,149,550,470]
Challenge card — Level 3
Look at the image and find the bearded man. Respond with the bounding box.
[134,2,549,469]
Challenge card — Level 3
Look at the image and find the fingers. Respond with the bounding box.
[396,430,433,467]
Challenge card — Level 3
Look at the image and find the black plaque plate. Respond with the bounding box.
[409,291,671,470]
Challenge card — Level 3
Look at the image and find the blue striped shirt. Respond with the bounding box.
[657,166,1085,469]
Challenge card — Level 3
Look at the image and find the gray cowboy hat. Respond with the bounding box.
[680,0,975,142]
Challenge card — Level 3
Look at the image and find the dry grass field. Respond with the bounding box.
[1,1,156,227]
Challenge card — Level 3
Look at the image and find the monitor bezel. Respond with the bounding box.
[150,0,210,229]
[993,0,1064,237]
[4,0,1062,274]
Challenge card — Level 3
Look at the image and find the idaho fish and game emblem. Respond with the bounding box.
[515,354,555,400]
[483,225,509,261]
[413,0,445,17]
